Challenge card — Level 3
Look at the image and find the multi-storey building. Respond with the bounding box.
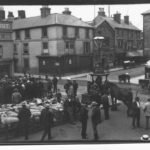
[92,8,142,67]
[12,6,94,75]
[142,10,150,58]
[0,7,13,77]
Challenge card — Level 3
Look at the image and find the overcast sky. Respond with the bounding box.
[3,4,150,30]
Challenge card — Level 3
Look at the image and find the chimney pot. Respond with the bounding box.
[62,8,71,15]
[0,8,5,20]
[40,6,51,18]
[8,11,14,18]
[98,7,105,17]
[114,12,121,24]
[124,15,129,24]
[18,10,26,19]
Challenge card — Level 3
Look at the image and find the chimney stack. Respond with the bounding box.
[124,15,129,24]
[62,8,71,15]
[7,11,14,21]
[18,10,26,19]
[0,6,5,20]
[40,6,51,18]
[114,12,121,24]
[98,8,105,17]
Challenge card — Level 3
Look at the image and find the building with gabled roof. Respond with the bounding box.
[12,6,94,75]
[91,8,142,67]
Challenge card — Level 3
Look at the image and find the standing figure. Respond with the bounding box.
[91,101,101,140]
[63,95,75,124]
[73,80,78,97]
[64,79,72,95]
[143,98,150,129]
[131,97,141,128]
[56,89,62,103]
[52,75,58,93]
[12,88,22,104]
[101,92,110,120]
[80,103,88,139]
[18,103,31,140]
[40,105,54,141]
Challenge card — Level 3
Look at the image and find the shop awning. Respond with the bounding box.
[126,50,143,57]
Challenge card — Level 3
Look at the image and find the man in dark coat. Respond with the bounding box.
[80,103,88,139]
[91,101,101,140]
[72,80,78,97]
[64,79,72,95]
[40,105,54,141]
[101,92,110,120]
[52,75,58,93]
[132,97,141,128]
[18,103,31,140]
[12,88,22,104]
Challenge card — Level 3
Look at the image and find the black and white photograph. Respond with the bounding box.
[0,3,150,144]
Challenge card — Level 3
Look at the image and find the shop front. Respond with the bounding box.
[0,59,13,77]
[38,55,93,76]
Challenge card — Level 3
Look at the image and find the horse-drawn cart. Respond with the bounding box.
[81,72,109,105]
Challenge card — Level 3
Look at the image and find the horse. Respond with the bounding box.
[118,74,130,83]
[104,81,133,117]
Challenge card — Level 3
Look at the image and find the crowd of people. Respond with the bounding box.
[131,96,150,130]
[1,72,150,141]
[0,74,58,104]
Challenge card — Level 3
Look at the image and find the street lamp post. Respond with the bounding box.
[93,36,104,73]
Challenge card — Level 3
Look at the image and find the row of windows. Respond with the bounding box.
[116,29,141,39]
[15,27,91,40]
[14,41,91,55]
[117,39,142,49]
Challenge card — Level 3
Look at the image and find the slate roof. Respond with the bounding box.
[93,16,141,31]
[12,13,93,30]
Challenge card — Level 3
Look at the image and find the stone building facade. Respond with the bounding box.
[12,6,94,75]
[92,8,142,67]
[0,7,14,77]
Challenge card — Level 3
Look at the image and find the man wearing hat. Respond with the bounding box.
[64,79,72,95]
[143,98,150,129]
[40,104,54,141]
[80,103,88,139]
[91,101,101,140]
[101,92,110,120]
[17,102,31,140]
[12,88,22,104]
[131,97,141,128]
